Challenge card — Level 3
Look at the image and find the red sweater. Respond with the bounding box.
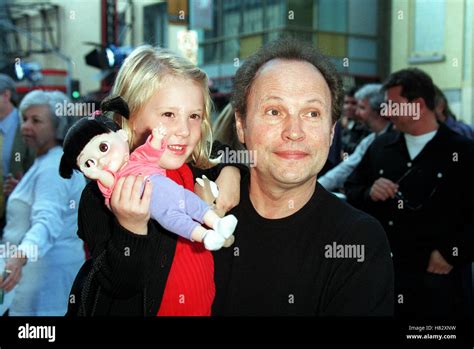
[157,165,215,316]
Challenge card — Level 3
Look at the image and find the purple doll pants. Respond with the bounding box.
[148,174,211,240]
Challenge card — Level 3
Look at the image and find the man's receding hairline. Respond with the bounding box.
[254,57,324,79]
[248,58,330,103]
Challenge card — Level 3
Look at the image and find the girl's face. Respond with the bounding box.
[132,76,205,170]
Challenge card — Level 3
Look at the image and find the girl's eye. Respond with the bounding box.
[190,113,201,120]
[99,142,109,152]
[162,112,174,117]
[266,109,280,116]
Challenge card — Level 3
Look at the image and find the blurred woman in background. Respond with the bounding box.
[0,90,85,316]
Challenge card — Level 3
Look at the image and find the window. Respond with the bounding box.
[317,0,347,33]
[143,3,168,46]
[348,0,377,35]
[243,0,263,34]
[412,0,445,54]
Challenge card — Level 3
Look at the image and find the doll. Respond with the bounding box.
[59,97,237,251]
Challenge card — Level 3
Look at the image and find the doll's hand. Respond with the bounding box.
[195,175,225,217]
[151,124,167,149]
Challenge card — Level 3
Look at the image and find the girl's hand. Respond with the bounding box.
[215,167,241,214]
[0,254,27,292]
[110,175,153,235]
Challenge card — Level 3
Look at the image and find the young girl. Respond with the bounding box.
[70,46,241,316]
[59,98,237,250]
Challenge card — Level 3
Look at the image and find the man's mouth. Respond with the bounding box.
[274,150,309,160]
[167,144,187,155]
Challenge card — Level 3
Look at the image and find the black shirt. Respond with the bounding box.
[212,175,394,316]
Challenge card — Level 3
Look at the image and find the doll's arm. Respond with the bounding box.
[130,126,167,163]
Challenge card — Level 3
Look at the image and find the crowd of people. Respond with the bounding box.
[0,37,472,318]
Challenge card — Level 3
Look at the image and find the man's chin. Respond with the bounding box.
[272,170,317,187]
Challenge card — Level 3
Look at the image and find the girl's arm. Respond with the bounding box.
[78,177,157,298]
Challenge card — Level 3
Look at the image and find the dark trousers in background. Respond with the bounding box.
[394,264,473,318]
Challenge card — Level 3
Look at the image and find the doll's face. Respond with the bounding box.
[77,129,130,174]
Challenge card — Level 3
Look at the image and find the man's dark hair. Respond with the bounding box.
[434,84,457,120]
[345,85,359,97]
[382,68,436,111]
[232,37,344,124]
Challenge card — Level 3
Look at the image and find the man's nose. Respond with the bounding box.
[282,116,305,141]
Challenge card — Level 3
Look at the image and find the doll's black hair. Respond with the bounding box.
[59,96,130,179]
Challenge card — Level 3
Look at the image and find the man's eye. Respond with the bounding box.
[99,142,109,152]
[266,109,280,116]
[307,111,321,118]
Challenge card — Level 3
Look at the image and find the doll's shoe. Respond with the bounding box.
[223,234,235,248]
[202,230,225,251]
[214,215,238,239]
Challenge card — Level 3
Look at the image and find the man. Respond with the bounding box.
[434,85,474,139]
[212,38,394,316]
[340,86,371,155]
[319,84,392,192]
[0,74,35,236]
[345,68,474,317]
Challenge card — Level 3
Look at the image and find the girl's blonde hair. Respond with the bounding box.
[111,45,215,169]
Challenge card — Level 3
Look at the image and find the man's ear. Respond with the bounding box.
[235,112,246,144]
[414,97,426,112]
[116,129,129,142]
[329,122,336,146]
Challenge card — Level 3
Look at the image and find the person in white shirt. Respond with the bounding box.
[345,68,474,317]
[319,84,391,192]
[0,90,85,316]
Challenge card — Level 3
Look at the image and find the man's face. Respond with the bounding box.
[0,90,11,116]
[343,95,358,120]
[236,59,334,188]
[386,85,414,132]
[355,98,377,126]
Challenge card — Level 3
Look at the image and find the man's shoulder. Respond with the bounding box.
[442,124,474,148]
[316,186,388,244]
[368,129,400,149]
